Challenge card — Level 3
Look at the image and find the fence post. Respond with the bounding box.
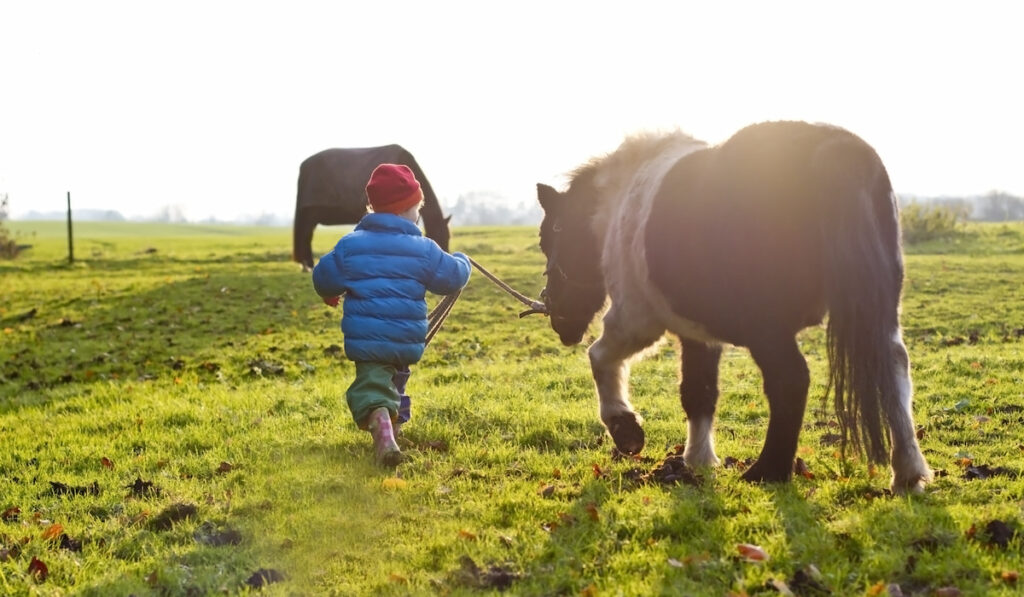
[67,191,74,264]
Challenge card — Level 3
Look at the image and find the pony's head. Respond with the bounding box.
[536,181,606,346]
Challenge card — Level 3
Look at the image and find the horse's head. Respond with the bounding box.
[422,212,452,252]
[537,182,606,346]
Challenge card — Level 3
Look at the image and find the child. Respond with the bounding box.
[313,163,471,467]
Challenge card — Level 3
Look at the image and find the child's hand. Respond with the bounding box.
[323,296,340,307]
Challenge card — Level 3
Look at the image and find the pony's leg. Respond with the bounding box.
[589,309,663,455]
[743,336,810,483]
[680,339,723,468]
[885,329,932,493]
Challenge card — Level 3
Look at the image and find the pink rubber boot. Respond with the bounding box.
[366,407,403,467]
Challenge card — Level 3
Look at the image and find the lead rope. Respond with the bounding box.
[424,257,547,347]
[425,290,460,346]
[467,256,548,318]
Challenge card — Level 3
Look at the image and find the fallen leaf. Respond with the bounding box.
[1001,570,1019,584]
[539,484,555,498]
[125,477,160,497]
[789,565,829,594]
[580,584,598,597]
[458,529,477,541]
[193,521,243,546]
[49,481,100,496]
[28,556,48,581]
[58,534,82,552]
[388,572,408,583]
[737,543,769,562]
[585,503,600,521]
[667,558,684,568]
[1,506,20,521]
[768,578,793,595]
[934,587,961,597]
[41,523,64,541]
[100,457,114,469]
[149,503,198,531]
[970,519,1018,548]
[245,568,285,588]
[964,464,1011,481]
[216,461,234,474]
[793,457,814,479]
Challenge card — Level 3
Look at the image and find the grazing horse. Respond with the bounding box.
[536,121,932,493]
[293,145,451,270]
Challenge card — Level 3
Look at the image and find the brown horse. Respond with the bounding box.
[536,121,932,493]
[293,145,451,270]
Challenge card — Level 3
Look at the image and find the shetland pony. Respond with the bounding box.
[536,121,932,492]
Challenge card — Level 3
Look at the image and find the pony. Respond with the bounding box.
[535,121,932,493]
[293,145,451,271]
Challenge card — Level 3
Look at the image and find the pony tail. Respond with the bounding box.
[818,140,903,464]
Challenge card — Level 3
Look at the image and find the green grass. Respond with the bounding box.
[2,221,1023,596]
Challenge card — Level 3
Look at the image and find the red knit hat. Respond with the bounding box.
[365,163,424,214]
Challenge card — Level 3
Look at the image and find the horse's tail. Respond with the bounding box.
[817,134,904,464]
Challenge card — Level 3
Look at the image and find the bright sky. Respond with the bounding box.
[2,1,1022,221]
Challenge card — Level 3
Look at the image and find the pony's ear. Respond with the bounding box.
[537,183,561,212]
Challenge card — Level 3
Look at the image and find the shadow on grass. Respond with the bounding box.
[519,463,981,595]
[1,257,340,411]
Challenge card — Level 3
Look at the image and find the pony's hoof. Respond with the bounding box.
[891,457,933,495]
[891,471,932,495]
[740,461,792,484]
[607,414,645,454]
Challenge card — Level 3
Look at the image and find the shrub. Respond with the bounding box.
[0,192,22,259]
[900,202,966,244]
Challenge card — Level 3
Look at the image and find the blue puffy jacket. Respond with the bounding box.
[312,213,471,365]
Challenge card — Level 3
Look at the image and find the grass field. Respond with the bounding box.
[2,220,1023,596]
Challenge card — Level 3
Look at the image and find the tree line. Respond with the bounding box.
[901,191,1024,222]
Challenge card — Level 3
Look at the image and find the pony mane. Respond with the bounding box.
[565,130,707,240]
[568,130,706,198]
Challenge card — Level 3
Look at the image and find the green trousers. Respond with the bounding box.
[347,362,400,428]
